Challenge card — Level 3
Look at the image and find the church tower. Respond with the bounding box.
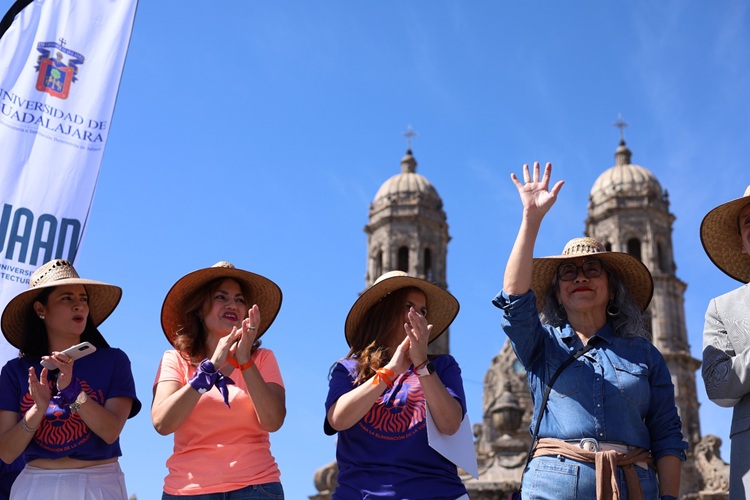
[585,131,702,451]
[362,134,452,354]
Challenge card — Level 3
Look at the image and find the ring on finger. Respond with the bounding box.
[248,325,257,330]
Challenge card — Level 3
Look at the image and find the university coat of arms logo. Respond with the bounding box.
[34,39,84,99]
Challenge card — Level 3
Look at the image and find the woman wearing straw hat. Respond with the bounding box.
[324,270,469,500]
[700,185,750,500]
[0,259,141,499]
[151,261,285,499]
[494,163,686,500]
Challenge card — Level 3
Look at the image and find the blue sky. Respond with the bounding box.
[2,1,749,498]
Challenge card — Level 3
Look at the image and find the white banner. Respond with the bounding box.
[0,0,138,361]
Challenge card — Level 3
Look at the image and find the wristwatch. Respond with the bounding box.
[69,391,88,413]
[416,361,435,377]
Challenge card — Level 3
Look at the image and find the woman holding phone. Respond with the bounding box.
[0,259,141,499]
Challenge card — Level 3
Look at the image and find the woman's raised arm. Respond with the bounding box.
[504,162,563,295]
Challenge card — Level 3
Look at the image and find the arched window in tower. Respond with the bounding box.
[397,246,409,273]
[627,238,642,261]
[374,250,383,278]
[423,248,433,281]
[604,242,612,252]
[657,242,668,273]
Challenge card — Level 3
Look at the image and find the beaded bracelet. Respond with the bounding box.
[21,418,39,433]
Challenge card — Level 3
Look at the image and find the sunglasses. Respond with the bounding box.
[557,260,604,282]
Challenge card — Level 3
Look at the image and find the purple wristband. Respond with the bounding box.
[189,359,218,393]
[188,360,235,408]
[56,378,82,405]
[214,375,235,408]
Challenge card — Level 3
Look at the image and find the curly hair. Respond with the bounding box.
[539,263,650,340]
[171,277,261,364]
[20,286,111,359]
[344,287,416,385]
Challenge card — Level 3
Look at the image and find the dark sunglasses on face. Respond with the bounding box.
[557,260,604,282]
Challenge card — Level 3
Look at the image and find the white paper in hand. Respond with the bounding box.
[425,405,479,478]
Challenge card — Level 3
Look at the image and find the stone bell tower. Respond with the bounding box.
[363,131,452,354]
[585,128,728,497]
[585,129,701,451]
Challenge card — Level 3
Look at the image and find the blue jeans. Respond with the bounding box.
[522,456,657,499]
[162,482,284,500]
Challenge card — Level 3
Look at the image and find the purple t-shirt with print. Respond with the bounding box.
[324,354,468,500]
[0,347,140,462]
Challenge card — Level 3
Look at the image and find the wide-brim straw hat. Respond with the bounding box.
[530,237,654,313]
[160,261,282,346]
[344,270,459,347]
[1,259,122,349]
[700,185,750,284]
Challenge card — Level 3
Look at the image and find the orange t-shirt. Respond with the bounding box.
[154,349,284,495]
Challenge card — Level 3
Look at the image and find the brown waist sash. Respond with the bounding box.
[532,438,654,500]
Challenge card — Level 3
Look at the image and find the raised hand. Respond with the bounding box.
[404,307,431,368]
[211,326,242,368]
[28,366,51,410]
[510,162,564,221]
[40,349,78,391]
[387,335,412,376]
[234,304,261,364]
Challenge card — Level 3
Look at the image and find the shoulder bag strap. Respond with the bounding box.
[518,337,599,479]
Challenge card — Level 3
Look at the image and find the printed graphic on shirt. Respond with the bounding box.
[359,374,426,440]
[20,380,98,453]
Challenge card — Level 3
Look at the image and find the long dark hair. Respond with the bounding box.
[21,286,110,359]
[345,287,416,384]
[171,277,260,364]
[539,264,649,339]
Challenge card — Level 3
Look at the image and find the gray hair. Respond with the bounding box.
[539,263,650,340]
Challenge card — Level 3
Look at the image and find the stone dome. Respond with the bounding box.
[371,150,443,210]
[589,140,663,206]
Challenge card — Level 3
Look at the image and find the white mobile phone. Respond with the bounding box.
[40,341,97,369]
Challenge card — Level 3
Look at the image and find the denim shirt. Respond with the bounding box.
[493,290,687,462]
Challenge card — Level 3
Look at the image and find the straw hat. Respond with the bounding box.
[344,270,459,347]
[1,259,122,349]
[530,237,654,313]
[160,261,282,346]
[700,185,750,284]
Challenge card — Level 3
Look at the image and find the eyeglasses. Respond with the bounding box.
[557,260,604,282]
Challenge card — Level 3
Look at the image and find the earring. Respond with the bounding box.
[606,303,620,317]
[39,315,45,320]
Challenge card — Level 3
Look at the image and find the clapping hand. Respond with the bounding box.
[404,307,431,368]
[27,366,51,410]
